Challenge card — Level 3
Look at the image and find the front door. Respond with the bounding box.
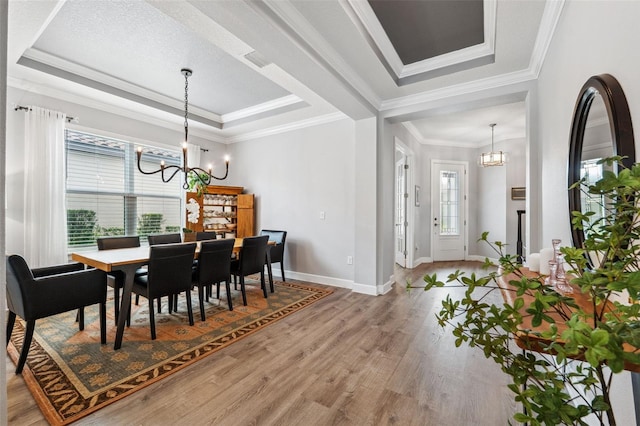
[431,161,467,261]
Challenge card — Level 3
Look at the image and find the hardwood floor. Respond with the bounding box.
[6,261,517,425]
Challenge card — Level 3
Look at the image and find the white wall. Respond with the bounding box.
[227,118,356,287]
[537,1,640,423]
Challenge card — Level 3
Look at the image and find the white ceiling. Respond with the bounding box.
[6,0,560,145]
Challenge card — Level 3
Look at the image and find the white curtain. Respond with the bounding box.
[187,143,201,168]
[23,106,68,267]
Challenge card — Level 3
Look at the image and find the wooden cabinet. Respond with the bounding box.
[185,185,254,238]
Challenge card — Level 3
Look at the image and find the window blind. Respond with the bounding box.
[66,130,182,249]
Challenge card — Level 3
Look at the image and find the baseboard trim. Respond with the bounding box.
[413,257,432,267]
[283,270,354,290]
[466,255,499,264]
[377,277,394,295]
[352,282,378,295]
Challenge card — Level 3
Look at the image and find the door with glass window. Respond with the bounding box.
[431,161,466,261]
[395,157,407,267]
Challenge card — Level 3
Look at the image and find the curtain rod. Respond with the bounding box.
[13,105,210,144]
[14,105,79,123]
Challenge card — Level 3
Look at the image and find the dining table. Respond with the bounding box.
[71,238,273,349]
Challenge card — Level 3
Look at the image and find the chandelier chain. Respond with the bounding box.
[184,72,189,142]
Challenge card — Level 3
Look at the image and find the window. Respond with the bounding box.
[439,170,460,235]
[66,130,182,249]
[580,158,606,236]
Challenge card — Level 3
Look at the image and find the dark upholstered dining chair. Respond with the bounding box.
[6,255,107,374]
[97,235,142,324]
[147,232,184,311]
[148,233,182,245]
[260,230,287,282]
[231,235,269,306]
[132,243,196,340]
[192,239,235,319]
[196,232,217,241]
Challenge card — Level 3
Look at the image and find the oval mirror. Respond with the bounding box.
[568,74,635,251]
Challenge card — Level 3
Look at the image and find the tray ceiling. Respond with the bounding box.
[7,0,559,143]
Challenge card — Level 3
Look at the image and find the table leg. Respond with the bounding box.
[114,264,138,350]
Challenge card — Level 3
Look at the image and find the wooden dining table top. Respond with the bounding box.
[71,238,250,272]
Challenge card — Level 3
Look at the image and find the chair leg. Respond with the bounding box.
[281,262,286,283]
[100,302,107,344]
[240,275,247,306]
[6,311,16,346]
[225,280,233,311]
[198,285,206,321]
[260,271,268,298]
[173,294,178,312]
[78,307,85,331]
[216,282,220,300]
[16,320,35,374]
[135,294,140,305]
[185,290,194,326]
[149,298,156,340]
[158,297,163,314]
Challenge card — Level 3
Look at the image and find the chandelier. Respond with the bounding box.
[479,123,505,167]
[136,68,229,189]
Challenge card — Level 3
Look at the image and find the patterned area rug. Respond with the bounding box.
[7,279,333,425]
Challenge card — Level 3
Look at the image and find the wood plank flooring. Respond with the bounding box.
[6,261,517,425]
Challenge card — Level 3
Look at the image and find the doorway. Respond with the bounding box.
[431,160,468,261]
[394,139,414,268]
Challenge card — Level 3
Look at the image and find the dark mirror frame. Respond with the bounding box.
[568,74,635,250]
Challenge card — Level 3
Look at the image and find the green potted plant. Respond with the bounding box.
[187,172,210,197]
[412,157,640,425]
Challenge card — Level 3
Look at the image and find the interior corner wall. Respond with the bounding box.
[538,1,640,423]
[477,145,507,259]
[227,118,357,287]
[377,116,395,292]
[1,0,8,421]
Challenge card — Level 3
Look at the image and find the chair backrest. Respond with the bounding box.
[260,230,287,262]
[97,235,141,251]
[146,243,196,298]
[238,235,269,276]
[196,232,217,241]
[148,233,182,246]
[6,255,34,318]
[195,239,235,286]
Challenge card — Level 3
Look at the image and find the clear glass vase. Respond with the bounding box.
[551,239,573,294]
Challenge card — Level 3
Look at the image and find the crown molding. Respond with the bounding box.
[528,0,566,78]
[220,94,301,123]
[380,68,536,113]
[225,111,347,143]
[7,75,228,143]
[401,122,425,143]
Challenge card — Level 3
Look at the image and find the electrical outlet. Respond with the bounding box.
[347,256,353,265]
[320,211,325,220]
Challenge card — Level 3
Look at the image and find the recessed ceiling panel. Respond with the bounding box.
[30,0,290,115]
[368,0,484,65]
